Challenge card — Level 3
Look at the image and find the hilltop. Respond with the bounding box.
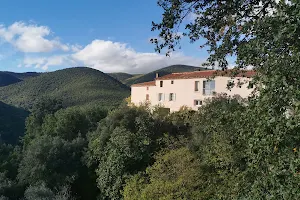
[0,71,41,87]
[0,67,130,110]
[108,72,134,82]
[4,71,41,80]
[0,72,22,87]
[123,64,208,85]
[0,101,29,144]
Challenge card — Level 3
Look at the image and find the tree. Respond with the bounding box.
[191,94,247,199]
[20,105,108,200]
[0,143,23,200]
[24,97,63,147]
[152,0,300,198]
[24,183,73,200]
[123,147,205,200]
[18,135,86,189]
[87,105,191,199]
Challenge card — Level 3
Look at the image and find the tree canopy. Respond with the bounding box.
[152,0,300,199]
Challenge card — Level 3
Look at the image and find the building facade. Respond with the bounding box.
[131,70,255,112]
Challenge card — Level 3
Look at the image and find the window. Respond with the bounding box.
[158,93,163,101]
[169,93,175,101]
[195,81,200,91]
[203,80,215,95]
[248,81,254,89]
[227,80,234,84]
[227,80,234,89]
[160,81,163,87]
[146,87,149,90]
[194,100,203,106]
[171,80,174,84]
[146,94,149,100]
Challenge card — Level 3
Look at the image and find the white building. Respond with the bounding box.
[131,70,255,112]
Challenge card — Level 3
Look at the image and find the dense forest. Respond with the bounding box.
[1,92,299,199]
[1,0,300,199]
[0,67,130,110]
[0,72,22,87]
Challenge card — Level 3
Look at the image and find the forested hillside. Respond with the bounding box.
[0,67,130,110]
[0,72,22,87]
[4,72,41,80]
[108,72,134,82]
[123,64,207,85]
[0,101,29,144]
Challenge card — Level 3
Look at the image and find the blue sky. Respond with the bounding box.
[0,0,209,73]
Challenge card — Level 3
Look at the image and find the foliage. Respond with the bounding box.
[0,143,24,200]
[123,147,204,200]
[108,72,134,82]
[18,135,86,189]
[153,1,300,198]
[0,67,130,110]
[123,64,206,85]
[87,104,189,199]
[24,183,73,200]
[4,71,41,80]
[24,97,63,147]
[0,101,29,144]
[21,103,108,199]
[191,95,247,199]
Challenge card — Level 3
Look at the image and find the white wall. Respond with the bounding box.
[131,76,253,112]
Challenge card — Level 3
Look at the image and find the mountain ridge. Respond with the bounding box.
[0,72,22,87]
[0,67,130,110]
[123,64,208,85]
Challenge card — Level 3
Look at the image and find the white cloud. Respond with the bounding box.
[0,22,69,53]
[20,40,204,73]
[22,55,75,70]
[0,22,204,73]
[70,44,82,52]
[72,40,204,73]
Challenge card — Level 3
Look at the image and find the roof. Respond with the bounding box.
[155,70,256,80]
[131,81,156,87]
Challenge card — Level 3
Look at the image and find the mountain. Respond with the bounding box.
[0,72,22,87]
[4,71,41,80]
[108,72,134,82]
[123,65,208,86]
[0,101,29,144]
[0,67,130,110]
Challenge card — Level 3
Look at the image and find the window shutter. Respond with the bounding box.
[174,93,176,101]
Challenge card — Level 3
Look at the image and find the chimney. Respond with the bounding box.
[156,73,159,78]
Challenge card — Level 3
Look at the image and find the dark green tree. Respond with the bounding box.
[21,103,108,200]
[24,183,73,200]
[87,105,190,199]
[24,97,63,147]
[123,147,204,200]
[152,0,300,198]
[18,135,86,189]
[191,94,247,198]
[0,143,24,199]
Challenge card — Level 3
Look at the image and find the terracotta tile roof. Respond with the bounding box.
[131,81,156,87]
[155,70,256,80]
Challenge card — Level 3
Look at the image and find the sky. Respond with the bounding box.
[0,0,210,74]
